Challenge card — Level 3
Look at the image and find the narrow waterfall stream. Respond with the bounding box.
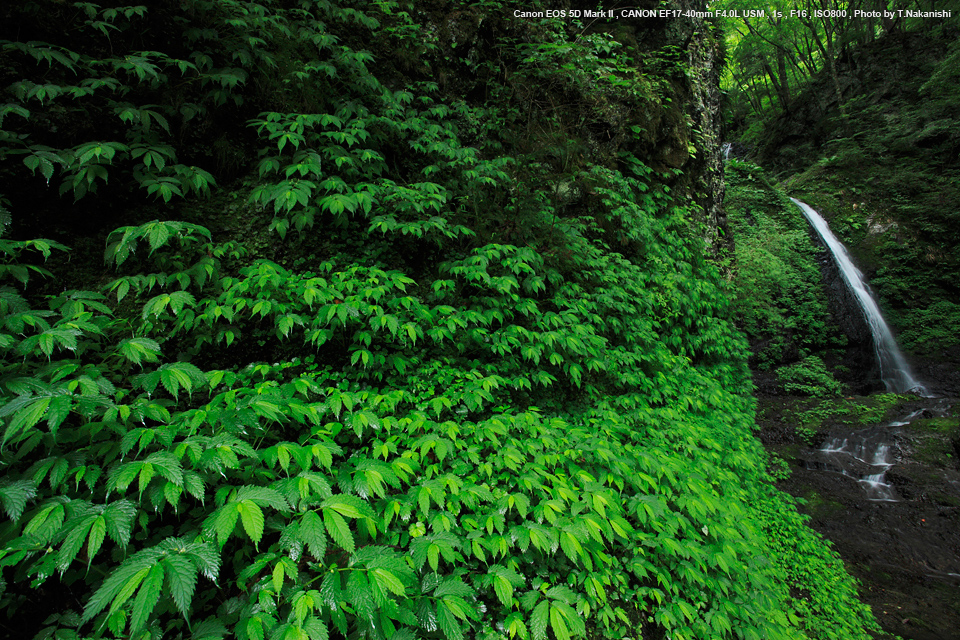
[790,198,926,395]
[789,198,936,501]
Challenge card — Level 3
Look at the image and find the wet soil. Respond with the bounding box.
[757,394,960,640]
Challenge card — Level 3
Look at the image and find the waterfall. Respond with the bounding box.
[790,198,926,394]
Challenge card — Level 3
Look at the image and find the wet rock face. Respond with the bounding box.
[810,235,881,392]
[409,0,729,252]
[759,396,960,640]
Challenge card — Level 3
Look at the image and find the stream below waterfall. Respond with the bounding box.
[760,393,960,640]
[802,399,955,503]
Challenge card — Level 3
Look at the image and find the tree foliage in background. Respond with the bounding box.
[716,0,960,141]
[0,2,880,640]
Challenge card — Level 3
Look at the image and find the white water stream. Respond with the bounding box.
[790,198,926,395]
[815,431,898,501]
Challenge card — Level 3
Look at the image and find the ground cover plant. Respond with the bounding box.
[0,1,880,639]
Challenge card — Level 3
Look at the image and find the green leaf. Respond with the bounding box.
[549,604,571,640]
[129,562,164,635]
[323,507,354,554]
[436,601,464,640]
[85,563,151,624]
[238,500,265,547]
[530,600,549,640]
[87,515,107,561]
[371,568,405,597]
[57,516,95,572]
[320,495,365,519]
[0,480,37,520]
[164,553,197,619]
[4,396,50,444]
[493,575,513,608]
[299,511,327,560]
[155,362,206,400]
[117,337,161,366]
[435,576,474,598]
[211,503,240,547]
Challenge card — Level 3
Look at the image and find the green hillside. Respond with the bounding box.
[0,2,879,640]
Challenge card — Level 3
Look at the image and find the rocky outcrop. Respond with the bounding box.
[388,0,729,251]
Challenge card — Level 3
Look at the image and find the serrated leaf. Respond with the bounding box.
[371,568,405,597]
[238,500,265,547]
[57,515,94,572]
[493,574,513,607]
[323,507,354,554]
[319,571,342,608]
[346,570,375,623]
[436,601,464,640]
[299,511,326,560]
[212,503,239,547]
[320,494,364,519]
[435,576,474,599]
[4,396,50,444]
[0,480,37,521]
[129,562,164,635]
[164,553,197,619]
[559,531,584,565]
[530,600,549,640]
[87,515,107,561]
[272,561,285,592]
[246,617,265,640]
[117,337,161,366]
[549,604,571,640]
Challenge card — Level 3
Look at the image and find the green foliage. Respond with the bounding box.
[0,3,880,640]
[777,356,845,397]
[722,161,844,369]
[752,485,877,640]
[898,300,960,354]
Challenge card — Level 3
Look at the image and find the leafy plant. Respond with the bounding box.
[722,161,846,369]
[0,3,881,640]
[777,356,846,397]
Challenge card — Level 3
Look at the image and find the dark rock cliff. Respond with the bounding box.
[379,0,728,250]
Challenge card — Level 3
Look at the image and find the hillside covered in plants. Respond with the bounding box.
[0,2,880,640]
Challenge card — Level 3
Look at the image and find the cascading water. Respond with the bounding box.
[790,198,927,395]
[813,430,897,501]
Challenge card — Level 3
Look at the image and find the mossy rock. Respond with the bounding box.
[904,416,959,434]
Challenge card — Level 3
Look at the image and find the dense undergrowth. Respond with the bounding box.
[0,1,880,639]
[721,161,848,396]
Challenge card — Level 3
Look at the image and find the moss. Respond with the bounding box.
[905,417,960,434]
[798,490,845,519]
